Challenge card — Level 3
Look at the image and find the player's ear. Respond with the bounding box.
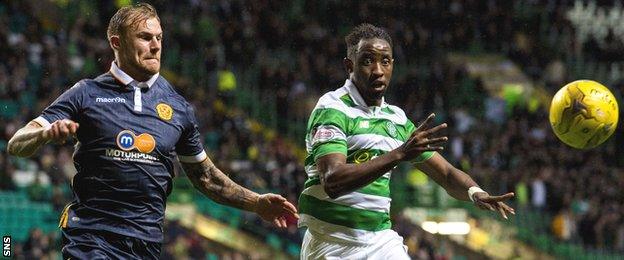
[109,35,121,50]
[343,57,353,74]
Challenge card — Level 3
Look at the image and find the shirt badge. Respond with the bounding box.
[386,121,398,138]
[156,103,173,121]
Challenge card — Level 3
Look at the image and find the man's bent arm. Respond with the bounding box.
[181,157,259,212]
[317,150,405,199]
[7,121,48,158]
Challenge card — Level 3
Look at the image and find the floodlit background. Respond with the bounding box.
[1,0,624,259]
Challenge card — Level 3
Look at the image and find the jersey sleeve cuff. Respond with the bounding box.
[178,150,208,163]
[33,116,52,129]
[313,142,348,161]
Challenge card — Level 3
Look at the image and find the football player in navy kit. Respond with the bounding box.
[6,3,298,259]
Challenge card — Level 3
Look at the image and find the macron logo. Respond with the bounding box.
[96,97,126,103]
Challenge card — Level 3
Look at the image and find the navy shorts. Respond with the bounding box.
[61,228,161,260]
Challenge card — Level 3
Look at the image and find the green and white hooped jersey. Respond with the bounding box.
[298,79,434,244]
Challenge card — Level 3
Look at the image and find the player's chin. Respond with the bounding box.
[368,85,387,98]
[141,63,160,75]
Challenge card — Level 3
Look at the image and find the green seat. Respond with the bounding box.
[265,233,282,249]
[552,243,564,257]
[0,192,60,242]
[517,226,531,241]
[534,234,551,252]
[286,242,300,257]
[0,99,19,119]
[19,92,35,108]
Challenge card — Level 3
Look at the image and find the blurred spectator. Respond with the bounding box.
[531,173,547,211]
[552,208,576,241]
[20,228,58,260]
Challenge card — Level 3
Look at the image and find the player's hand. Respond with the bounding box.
[397,113,448,161]
[472,192,515,219]
[43,119,79,144]
[254,193,299,229]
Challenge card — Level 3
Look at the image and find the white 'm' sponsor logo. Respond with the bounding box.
[120,136,133,146]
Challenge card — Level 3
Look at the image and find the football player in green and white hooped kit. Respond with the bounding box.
[298,23,515,259]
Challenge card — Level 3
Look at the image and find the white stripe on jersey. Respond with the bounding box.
[298,214,391,246]
[347,134,404,152]
[305,165,319,178]
[314,103,408,126]
[302,185,391,213]
[305,165,390,179]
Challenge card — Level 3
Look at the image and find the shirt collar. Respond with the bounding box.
[109,61,159,89]
[343,79,387,109]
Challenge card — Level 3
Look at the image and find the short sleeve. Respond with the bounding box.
[35,82,85,127]
[406,119,435,164]
[307,108,349,161]
[175,104,207,163]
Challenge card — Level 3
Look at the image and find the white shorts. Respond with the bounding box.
[300,229,410,260]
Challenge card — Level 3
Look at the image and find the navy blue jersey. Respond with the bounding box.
[36,71,206,242]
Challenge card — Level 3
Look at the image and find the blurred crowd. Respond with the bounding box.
[161,220,261,260]
[7,220,252,260]
[2,0,624,257]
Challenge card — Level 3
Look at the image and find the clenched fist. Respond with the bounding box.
[43,119,79,144]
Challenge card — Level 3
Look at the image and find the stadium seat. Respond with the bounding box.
[0,191,58,242]
[266,233,282,250]
[0,99,19,119]
[286,242,301,257]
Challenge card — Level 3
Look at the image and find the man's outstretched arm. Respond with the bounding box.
[181,156,298,228]
[416,153,478,201]
[417,153,515,219]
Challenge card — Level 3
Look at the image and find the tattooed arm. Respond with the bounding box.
[182,157,258,211]
[181,156,298,228]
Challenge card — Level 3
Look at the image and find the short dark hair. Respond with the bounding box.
[345,23,393,58]
[107,3,160,39]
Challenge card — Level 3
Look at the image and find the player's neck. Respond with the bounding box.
[350,77,383,107]
[116,60,152,82]
[358,98,380,107]
[355,86,383,106]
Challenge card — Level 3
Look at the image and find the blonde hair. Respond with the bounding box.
[107,3,160,39]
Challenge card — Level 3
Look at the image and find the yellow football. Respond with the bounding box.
[549,80,619,149]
